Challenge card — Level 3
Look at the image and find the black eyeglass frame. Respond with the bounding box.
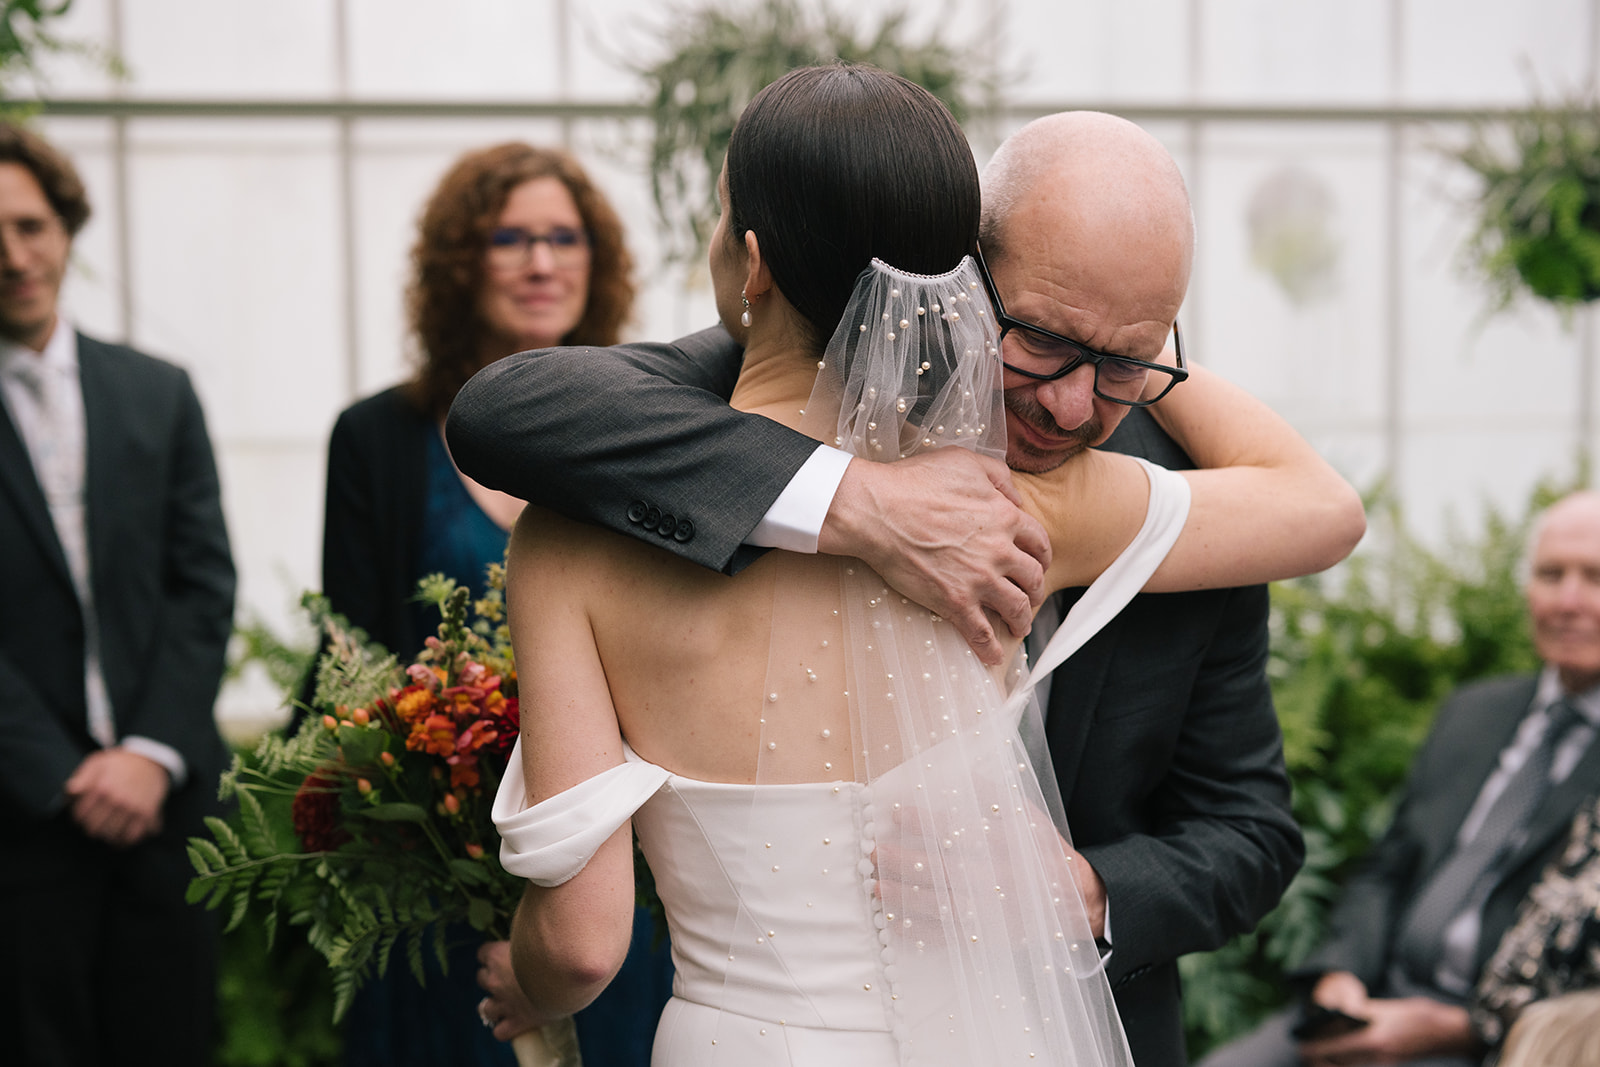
[974,246,1189,408]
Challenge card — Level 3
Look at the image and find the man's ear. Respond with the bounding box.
[743,229,773,302]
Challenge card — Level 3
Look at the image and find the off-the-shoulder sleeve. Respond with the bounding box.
[492,740,670,887]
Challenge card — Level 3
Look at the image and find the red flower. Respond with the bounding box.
[291,772,351,852]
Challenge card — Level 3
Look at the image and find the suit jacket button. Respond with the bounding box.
[643,505,661,527]
[627,501,648,524]
[673,518,695,543]
[656,513,676,537]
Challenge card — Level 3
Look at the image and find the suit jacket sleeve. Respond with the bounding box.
[1085,584,1305,983]
[0,654,88,817]
[117,365,236,775]
[445,326,822,575]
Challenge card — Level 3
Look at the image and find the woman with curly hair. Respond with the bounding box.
[319,142,667,1065]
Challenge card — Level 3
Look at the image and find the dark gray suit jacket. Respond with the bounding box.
[0,333,235,824]
[447,327,1303,1066]
[1299,674,1600,993]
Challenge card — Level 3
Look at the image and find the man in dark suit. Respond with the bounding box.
[450,112,1305,1066]
[0,123,235,1066]
[1198,490,1600,1067]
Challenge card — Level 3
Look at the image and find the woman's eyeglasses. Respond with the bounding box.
[486,226,591,271]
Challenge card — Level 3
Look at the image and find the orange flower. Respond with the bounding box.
[447,759,481,789]
[393,685,435,724]
[406,713,457,757]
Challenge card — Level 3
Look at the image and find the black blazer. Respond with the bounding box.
[0,333,234,825]
[1300,674,1600,993]
[447,328,1302,1066]
[320,385,433,658]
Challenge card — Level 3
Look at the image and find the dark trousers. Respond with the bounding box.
[0,812,218,1067]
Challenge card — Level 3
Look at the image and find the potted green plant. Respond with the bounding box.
[1453,99,1600,308]
[633,0,992,267]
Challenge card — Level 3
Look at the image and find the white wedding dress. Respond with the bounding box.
[493,259,1191,1066]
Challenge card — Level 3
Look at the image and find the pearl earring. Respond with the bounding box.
[740,290,753,329]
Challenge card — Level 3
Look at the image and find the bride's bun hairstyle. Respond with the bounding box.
[725,63,980,347]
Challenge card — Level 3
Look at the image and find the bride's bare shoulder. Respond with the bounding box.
[1012,450,1152,591]
[508,505,655,575]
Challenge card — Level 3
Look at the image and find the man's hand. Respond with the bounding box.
[818,449,1051,665]
[1300,975,1478,1067]
[1061,841,1107,941]
[1310,971,1371,1018]
[64,748,169,847]
[477,939,554,1041]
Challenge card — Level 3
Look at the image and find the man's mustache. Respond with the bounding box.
[1004,389,1101,457]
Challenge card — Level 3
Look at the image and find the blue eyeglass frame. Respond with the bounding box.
[487,226,591,257]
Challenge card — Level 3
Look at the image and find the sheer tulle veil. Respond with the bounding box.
[731,256,1139,1066]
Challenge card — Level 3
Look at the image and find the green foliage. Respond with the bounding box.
[1182,483,1567,1058]
[634,0,992,266]
[226,612,317,695]
[191,579,523,1025]
[1453,98,1600,309]
[214,864,343,1066]
[0,0,124,114]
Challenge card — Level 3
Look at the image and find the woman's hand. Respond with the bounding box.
[476,940,551,1042]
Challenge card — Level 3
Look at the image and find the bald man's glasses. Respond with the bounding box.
[974,246,1188,407]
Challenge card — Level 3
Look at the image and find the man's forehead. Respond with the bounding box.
[0,163,53,216]
[1533,501,1600,562]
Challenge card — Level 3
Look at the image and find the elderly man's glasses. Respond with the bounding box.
[486,226,590,271]
[974,247,1187,407]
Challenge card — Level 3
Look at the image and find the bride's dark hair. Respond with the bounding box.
[726,63,980,346]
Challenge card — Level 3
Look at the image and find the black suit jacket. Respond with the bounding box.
[1299,675,1600,994]
[447,328,1302,1066]
[0,333,234,826]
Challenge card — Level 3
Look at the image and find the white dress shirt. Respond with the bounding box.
[747,444,852,552]
[0,322,186,784]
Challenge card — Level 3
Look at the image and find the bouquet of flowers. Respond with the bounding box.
[189,572,579,1066]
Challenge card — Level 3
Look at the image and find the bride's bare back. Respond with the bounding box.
[508,507,872,787]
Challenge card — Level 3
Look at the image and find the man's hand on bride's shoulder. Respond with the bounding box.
[817,448,1050,665]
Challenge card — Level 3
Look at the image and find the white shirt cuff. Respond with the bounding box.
[121,736,188,788]
[747,444,853,554]
[1099,902,1114,961]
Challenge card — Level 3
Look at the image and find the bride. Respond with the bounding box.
[491,65,1359,1066]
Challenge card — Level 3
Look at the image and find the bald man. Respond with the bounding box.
[447,112,1304,1066]
[1199,491,1600,1067]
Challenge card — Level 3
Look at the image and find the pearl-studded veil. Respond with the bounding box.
[725,257,1138,1065]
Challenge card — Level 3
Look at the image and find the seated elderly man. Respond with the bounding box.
[1200,490,1600,1067]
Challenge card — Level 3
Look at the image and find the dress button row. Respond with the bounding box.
[626,499,694,542]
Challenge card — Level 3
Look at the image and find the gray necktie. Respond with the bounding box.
[10,356,83,505]
[1391,698,1584,989]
